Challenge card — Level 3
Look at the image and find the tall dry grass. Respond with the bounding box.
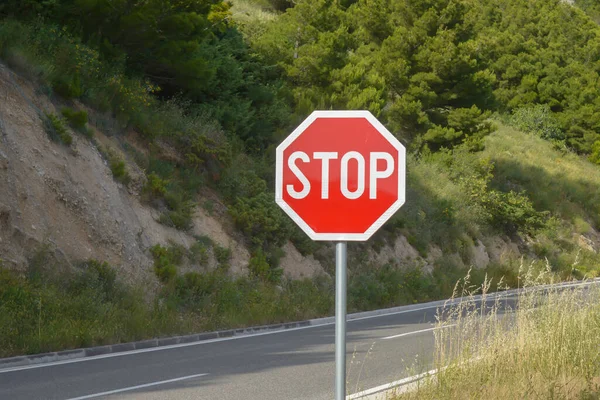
[394,264,600,399]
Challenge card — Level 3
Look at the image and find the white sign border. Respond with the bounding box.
[275,110,406,242]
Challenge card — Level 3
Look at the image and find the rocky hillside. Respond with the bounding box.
[0,61,332,283]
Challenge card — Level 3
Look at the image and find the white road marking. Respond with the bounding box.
[382,324,457,340]
[1,280,596,375]
[65,373,208,400]
[347,356,485,399]
[346,368,439,399]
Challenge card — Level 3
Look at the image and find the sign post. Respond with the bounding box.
[335,242,347,400]
[275,110,406,399]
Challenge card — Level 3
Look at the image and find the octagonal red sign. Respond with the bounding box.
[275,111,406,241]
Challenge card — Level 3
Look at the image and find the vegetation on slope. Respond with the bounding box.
[3,0,600,266]
[2,0,600,355]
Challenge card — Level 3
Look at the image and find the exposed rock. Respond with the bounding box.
[577,234,596,253]
[192,207,249,275]
[280,241,326,279]
[423,245,444,274]
[486,237,521,264]
[0,62,241,283]
[471,239,490,269]
[371,235,421,266]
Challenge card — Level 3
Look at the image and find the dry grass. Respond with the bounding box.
[393,265,600,399]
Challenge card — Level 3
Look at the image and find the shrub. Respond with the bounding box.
[217,158,267,202]
[109,158,130,184]
[160,191,194,230]
[189,241,210,267]
[44,113,72,145]
[248,248,282,283]
[214,245,232,269]
[0,256,196,357]
[61,107,89,136]
[229,192,291,248]
[485,190,546,235]
[510,105,565,141]
[70,260,119,302]
[202,200,214,215]
[143,173,168,198]
[174,272,216,308]
[52,73,83,99]
[150,244,182,283]
[98,146,131,184]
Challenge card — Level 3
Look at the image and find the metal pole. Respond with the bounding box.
[335,242,347,400]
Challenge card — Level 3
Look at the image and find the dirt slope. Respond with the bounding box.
[0,62,330,282]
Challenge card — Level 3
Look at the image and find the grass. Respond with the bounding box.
[0,251,334,358]
[0,257,197,357]
[1,241,598,361]
[393,266,600,400]
[484,123,600,229]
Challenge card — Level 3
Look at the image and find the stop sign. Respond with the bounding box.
[275,111,406,241]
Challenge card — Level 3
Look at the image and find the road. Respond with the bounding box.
[0,293,518,400]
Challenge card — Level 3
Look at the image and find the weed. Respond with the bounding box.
[0,255,199,357]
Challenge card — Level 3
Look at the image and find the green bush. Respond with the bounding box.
[174,272,216,309]
[165,191,194,228]
[248,248,282,283]
[61,107,89,134]
[229,192,291,248]
[44,113,72,145]
[143,173,168,198]
[214,245,232,269]
[150,244,182,283]
[348,265,441,312]
[218,157,267,202]
[109,158,130,184]
[53,74,83,99]
[98,146,131,185]
[510,105,565,141]
[485,190,546,235]
[189,241,210,267]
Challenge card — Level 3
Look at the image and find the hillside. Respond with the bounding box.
[1,0,600,356]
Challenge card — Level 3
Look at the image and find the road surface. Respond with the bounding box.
[0,294,519,400]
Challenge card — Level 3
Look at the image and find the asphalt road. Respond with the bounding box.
[0,294,518,400]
